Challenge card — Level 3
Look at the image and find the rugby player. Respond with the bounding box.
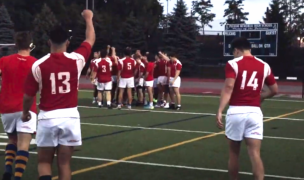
[109,47,119,103]
[0,32,37,180]
[216,37,278,180]
[92,49,113,109]
[144,54,156,109]
[156,52,170,108]
[134,54,145,105]
[117,48,137,109]
[153,55,160,103]
[22,10,95,180]
[87,51,100,104]
[166,53,182,110]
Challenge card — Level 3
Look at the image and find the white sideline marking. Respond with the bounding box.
[80,122,304,141]
[0,149,302,180]
[77,105,304,121]
[79,90,304,103]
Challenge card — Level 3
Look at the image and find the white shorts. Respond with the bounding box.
[119,77,135,88]
[157,76,168,85]
[136,78,144,87]
[112,76,117,83]
[1,111,37,134]
[36,118,82,147]
[225,107,263,141]
[145,80,154,87]
[153,78,158,88]
[169,76,181,88]
[97,81,112,91]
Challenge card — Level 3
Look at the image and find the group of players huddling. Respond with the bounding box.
[0,8,279,180]
[87,47,182,110]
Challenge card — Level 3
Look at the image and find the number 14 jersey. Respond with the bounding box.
[24,42,92,118]
[225,56,276,107]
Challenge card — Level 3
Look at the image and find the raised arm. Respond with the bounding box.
[82,10,95,47]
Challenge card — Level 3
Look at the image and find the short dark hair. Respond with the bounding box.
[147,54,155,62]
[15,31,33,50]
[49,25,69,45]
[168,52,177,58]
[230,37,251,51]
[100,49,107,58]
[124,48,132,56]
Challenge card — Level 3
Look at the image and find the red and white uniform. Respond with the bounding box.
[94,58,112,91]
[24,42,92,147]
[90,59,99,86]
[110,56,118,83]
[144,62,155,87]
[168,59,182,88]
[0,54,37,134]
[157,59,168,85]
[153,63,159,88]
[135,62,145,87]
[224,56,276,141]
[118,57,136,88]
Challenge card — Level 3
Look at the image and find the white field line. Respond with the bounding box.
[0,149,302,180]
[79,90,304,103]
[80,122,304,141]
[77,105,304,121]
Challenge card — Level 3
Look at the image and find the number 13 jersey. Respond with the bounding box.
[225,56,276,107]
[24,42,92,119]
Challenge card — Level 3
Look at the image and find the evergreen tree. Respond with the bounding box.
[192,0,215,35]
[117,12,146,51]
[33,3,58,57]
[163,0,199,75]
[222,0,249,25]
[0,5,14,43]
[263,0,290,76]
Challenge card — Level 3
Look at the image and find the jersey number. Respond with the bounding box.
[127,63,131,70]
[102,65,106,72]
[241,71,258,90]
[50,72,71,94]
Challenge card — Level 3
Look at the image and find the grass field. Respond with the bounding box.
[1,90,304,180]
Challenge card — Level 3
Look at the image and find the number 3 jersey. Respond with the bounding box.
[225,56,276,107]
[93,57,112,83]
[24,42,92,119]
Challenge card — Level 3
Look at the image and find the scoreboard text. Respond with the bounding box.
[224,23,278,57]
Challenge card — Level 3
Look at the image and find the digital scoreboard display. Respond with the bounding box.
[224,23,278,57]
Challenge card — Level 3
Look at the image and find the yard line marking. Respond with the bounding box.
[79,90,304,103]
[78,105,304,121]
[1,149,301,180]
[80,122,304,141]
[54,108,304,179]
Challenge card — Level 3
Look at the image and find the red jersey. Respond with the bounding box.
[24,42,91,115]
[225,56,276,107]
[157,59,168,76]
[118,57,136,78]
[135,62,145,79]
[0,54,37,113]
[168,60,182,77]
[145,62,155,81]
[110,56,118,76]
[94,58,112,83]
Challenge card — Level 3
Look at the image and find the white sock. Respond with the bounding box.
[107,101,111,105]
[149,102,153,106]
[98,102,101,106]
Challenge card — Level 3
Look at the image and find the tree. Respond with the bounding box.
[192,0,215,35]
[33,3,58,57]
[222,0,249,25]
[263,0,291,76]
[0,5,14,43]
[163,0,199,75]
[117,13,146,51]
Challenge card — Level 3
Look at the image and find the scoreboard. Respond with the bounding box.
[224,23,278,57]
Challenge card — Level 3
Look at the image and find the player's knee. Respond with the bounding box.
[7,134,18,145]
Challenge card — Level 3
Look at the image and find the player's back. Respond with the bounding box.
[34,52,84,112]
[120,57,136,78]
[0,54,36,113]
[96,58,112,82]
[228,56,272,107]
